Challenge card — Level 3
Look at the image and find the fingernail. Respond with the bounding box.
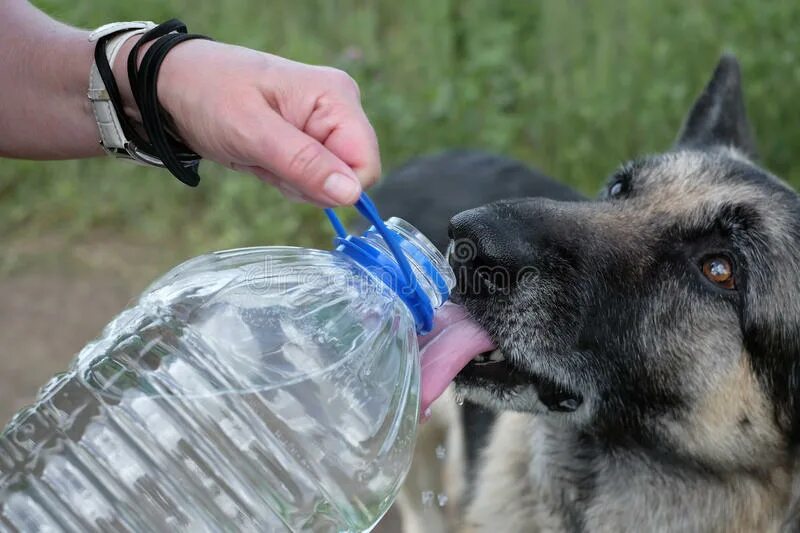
[323,172,360,204]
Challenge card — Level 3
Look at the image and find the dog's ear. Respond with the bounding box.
[675,54,757,159]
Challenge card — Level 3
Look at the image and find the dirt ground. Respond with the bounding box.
[0,234,171,420]
[0,233,401,532]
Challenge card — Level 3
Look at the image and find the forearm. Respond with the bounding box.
[0,5,381,204]
[0,1,101,159]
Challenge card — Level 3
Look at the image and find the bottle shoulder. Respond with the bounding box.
[142,246,393,309]
[78,246,417,396]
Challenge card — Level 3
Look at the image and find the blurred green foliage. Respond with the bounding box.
[3,0,800,251]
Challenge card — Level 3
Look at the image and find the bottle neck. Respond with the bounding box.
[334,217,455,334]
[359,217,455,309]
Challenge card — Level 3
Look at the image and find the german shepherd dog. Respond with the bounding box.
[372,55,800,531]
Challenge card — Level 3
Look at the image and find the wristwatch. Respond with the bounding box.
[87,21,161,166]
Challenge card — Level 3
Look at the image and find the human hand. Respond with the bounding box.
[119,39,381,206]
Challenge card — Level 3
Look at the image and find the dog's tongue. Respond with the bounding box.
[418,303,495,414]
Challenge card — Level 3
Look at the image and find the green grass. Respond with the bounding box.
[3,0,800,252]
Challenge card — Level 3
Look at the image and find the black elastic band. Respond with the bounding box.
[93,19,210,186]
[128,19,211,186]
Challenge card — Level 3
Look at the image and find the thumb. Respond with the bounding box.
[251,111,362,206]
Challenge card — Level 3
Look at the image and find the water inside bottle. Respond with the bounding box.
[1,248,421,532]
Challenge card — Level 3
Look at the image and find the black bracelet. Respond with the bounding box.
[128,19,212,186]
[95,19,212,187]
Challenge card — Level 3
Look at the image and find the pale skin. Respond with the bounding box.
[0,1,381,206]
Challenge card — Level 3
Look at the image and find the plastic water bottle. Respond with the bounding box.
[0,194,455,532]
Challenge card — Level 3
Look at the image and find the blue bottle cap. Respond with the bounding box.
[324,193,448,335]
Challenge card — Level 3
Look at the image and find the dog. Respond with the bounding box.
[372,55,800,532]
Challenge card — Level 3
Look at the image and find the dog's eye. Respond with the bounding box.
[702,256,735,289]
[608,180,627,199]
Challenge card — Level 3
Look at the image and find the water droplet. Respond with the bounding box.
[421,490,434,507]
[423,407,432,420]
[437,493,448,507]
[435,444,446,460]
[455,392,465,406]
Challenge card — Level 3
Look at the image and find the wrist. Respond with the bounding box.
[148,39,215,137]
[113,35,202,148]
[86,18,207,185]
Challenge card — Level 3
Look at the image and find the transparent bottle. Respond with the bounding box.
[0,196,455,532]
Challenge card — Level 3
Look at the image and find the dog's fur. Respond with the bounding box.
[373,55,800,532]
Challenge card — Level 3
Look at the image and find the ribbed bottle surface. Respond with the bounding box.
[0,246,420,532]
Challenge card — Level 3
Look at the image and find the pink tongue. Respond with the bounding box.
[418,303,495,414]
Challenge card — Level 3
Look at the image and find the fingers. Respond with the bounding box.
[317,105,381,189]
[301,73,382,189]
[249,110,364,206]
[187,50,382,206]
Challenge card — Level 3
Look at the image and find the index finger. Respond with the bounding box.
[304,96,382,189]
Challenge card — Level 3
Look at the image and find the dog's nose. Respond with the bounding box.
[449,206,513,268]
[448,197,589,295]
[448,203,533,292]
